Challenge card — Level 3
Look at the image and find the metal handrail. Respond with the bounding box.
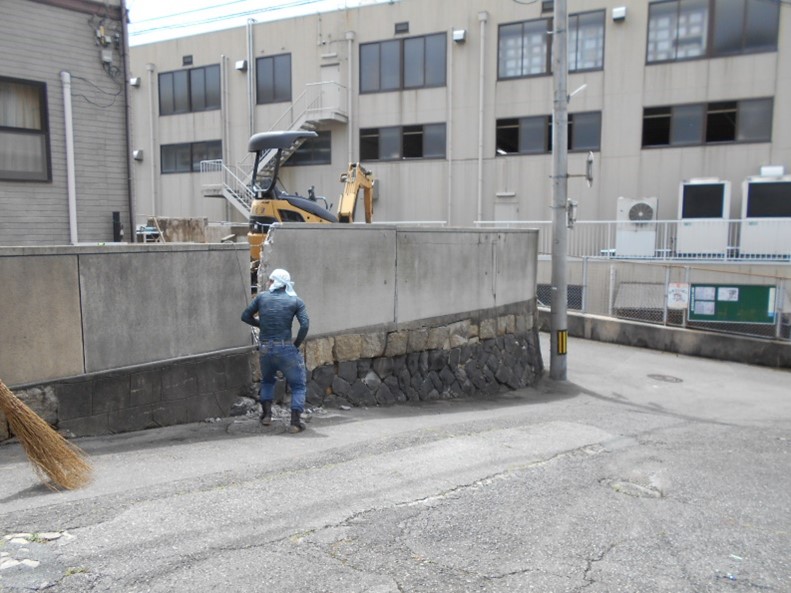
[200,159,255,215]
[201,81,348,215]
[474,218,791,262]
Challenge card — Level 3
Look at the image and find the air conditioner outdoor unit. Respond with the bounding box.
[615,197,658,257]
[739,176,791,258]
[676,179,730,258]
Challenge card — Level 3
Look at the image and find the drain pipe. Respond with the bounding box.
[120,0,136,241]
[346,31,355,163]
[221,54,231,221]
[247,18,256,137]
[446,29,453,225]
[146,63,157,216]
[60,71,78,244]
[476,11,488,223]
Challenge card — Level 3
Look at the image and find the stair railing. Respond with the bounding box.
[203,81,348,214]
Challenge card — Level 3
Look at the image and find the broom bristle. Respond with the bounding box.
[0,380,92,490]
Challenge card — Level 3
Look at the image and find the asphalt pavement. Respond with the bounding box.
[1,334,789,593]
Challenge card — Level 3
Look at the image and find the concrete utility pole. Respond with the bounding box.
[550,0,569,380]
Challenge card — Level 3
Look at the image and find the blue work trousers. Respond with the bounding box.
[258,342,307,412]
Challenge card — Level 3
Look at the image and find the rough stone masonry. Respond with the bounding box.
[262,308,544,409]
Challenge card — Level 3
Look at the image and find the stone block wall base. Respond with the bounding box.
[305,330,543,408]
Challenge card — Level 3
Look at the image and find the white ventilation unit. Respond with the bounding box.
[615,197,658,257]
[676,179,730,258]
[739,175,791,258]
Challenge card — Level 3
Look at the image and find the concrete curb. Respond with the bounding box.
[538,308,791,369]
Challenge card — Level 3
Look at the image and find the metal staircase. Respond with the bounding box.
[201,81,347,217]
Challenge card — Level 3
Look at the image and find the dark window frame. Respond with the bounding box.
[0,76,51,182]
[161,140,222,174]
[495,111,602,156]
[497,11,605,81]
[158,64,221,116]
[359,124,447,161]
[646,0,779,65]
[712,0,780,56]
[498,18,552,79]
[568,11,607,73]
[641,98,773,148]
[359,33,447,94]
[256,53,292,105]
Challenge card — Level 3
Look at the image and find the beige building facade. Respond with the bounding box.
[127,0,791,230]
[0,0,130,246]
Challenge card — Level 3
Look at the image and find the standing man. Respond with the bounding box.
[241,268,309,433]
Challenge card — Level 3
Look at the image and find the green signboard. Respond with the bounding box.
[688,284,776,324]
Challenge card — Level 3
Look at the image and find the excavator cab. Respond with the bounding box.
[246,131,338,286]
[245,131,375,291]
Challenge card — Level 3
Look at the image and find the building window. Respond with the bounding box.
[495,112,601,155]
[642,98,772,147]
[647,0,708,62]
[161,140,222,173]
[499,19,551,78]
[284,131,331,166]
[498,12,605,80]
[256,54,292,104]
[568,12,606,71]
[360,124,446,160]
[159,65,220,116]
[0,77,50,181]
[712,0,779,55]
[569,112,602,150]
[360,33,446,93]
[647,0,778,63]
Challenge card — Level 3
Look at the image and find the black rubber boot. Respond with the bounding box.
[260,400,272,426]
[289,409,305,433]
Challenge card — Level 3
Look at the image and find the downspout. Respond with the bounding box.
[60,71,78,244]
[446,29,453,225]
[346,31,355,163]
[221,54,231,220]
[247,19,255,137]
[120,0,135,240]
[476,11,488,223]
[146,63,157,216]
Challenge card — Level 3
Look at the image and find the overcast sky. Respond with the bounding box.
[126,0,393,46]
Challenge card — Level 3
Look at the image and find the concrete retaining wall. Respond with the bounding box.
[0,244,251,386]
[0,226,541,439]
[258,224,538,334]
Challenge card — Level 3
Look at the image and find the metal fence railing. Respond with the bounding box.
[536,257,791,341]
[476,219,791,262]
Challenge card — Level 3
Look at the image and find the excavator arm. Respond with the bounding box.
[337,162,374,223]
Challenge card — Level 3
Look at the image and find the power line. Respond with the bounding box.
[130,0,253,24]
[128,0,342,36]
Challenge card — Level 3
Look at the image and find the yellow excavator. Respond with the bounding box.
[246,130,375,286]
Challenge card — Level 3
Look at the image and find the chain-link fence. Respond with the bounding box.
[537,257,791,341]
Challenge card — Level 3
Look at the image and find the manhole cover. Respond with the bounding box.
[647,374,683,383]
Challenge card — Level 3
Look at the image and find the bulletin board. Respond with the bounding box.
[688,284,776,324]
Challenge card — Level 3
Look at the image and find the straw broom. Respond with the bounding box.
[0,378,92,490]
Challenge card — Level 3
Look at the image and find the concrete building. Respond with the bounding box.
[127,0,790,233]
[0,0,133,246]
